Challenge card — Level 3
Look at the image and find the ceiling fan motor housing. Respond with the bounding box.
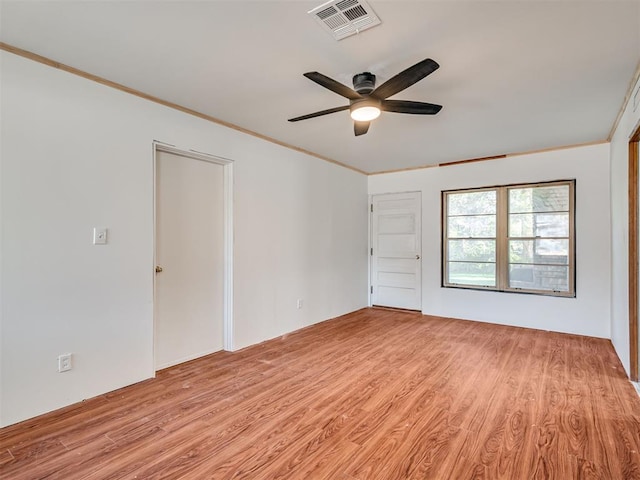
[353,72,376,94]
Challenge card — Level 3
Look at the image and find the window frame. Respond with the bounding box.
[441,179,576,297]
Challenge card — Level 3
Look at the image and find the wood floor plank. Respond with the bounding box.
[2,307,640,479]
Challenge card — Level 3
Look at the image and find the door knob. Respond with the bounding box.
[416,255,420,260]
[155,265,163,273]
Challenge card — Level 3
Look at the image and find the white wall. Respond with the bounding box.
[610,73,640,377]
[369,144,611,339]
[0,52,368,426]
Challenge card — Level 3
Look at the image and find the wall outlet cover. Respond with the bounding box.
[58,353,72,372]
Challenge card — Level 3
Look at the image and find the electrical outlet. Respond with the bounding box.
[58,353,72,372]
[296,299,303,309]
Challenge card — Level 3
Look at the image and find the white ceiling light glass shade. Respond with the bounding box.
[350,98,381,121]
[350,106,381,121]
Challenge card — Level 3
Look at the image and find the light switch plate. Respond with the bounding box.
[93,227,108,245]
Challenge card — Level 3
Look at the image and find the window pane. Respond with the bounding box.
[509,239,569,265]
[509,213,569,237]
[448,215,496,238]
[448,262,496,287]
[509,264,569,291]
[449,239,496,262]
[509,185,569,213]
[448,190,496,216]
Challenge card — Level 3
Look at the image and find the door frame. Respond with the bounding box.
[368,194,373,306]
[629,123,640,381]
[368,191,423,310]
[152,142,235,366]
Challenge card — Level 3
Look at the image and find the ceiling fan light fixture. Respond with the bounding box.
[350,98,381,121]
[350,106,380,121]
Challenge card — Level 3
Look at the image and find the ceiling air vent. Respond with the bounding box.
[309,0,381,41]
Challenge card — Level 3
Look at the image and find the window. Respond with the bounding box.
[442,180,575,297]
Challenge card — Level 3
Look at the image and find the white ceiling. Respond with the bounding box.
[1,1,639,174]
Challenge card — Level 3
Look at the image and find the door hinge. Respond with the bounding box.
[370,286,373,294]
[370,247,373,256]
[370,204,373,212]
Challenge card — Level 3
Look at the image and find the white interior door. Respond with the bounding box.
[155,150,224,370]
[371,192,422,310]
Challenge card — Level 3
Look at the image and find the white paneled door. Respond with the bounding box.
[155,150,224,370]
[371,192,422,310]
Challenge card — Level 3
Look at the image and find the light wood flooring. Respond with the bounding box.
[2,308,640,479]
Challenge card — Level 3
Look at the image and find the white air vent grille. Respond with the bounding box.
[309,0,381,41]
[336,0,359,9]
[316,6,337,19]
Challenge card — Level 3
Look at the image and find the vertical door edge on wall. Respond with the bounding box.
[367,194,373,307]
[630,125,640,382]
[152,142,235,374]
[370,191,422,311]
[223,162,234,351]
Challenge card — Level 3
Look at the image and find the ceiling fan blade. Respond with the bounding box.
[288,105,350,122]
[354,121,370,136]
[381,100,442,115]
[304,72,362,100]
[371,58,439,100]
